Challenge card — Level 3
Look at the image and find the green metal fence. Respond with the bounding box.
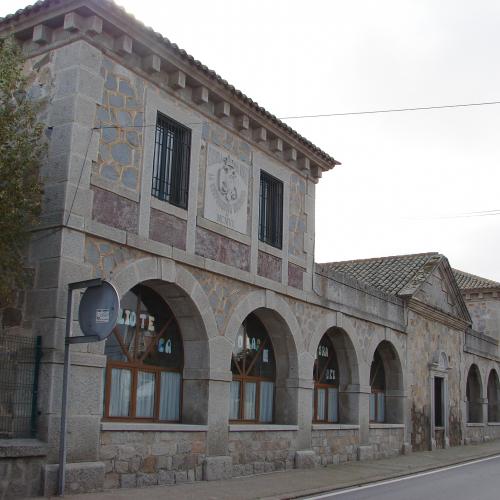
[0,333,42,438]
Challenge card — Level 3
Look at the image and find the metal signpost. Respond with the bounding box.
[58,279,119,496]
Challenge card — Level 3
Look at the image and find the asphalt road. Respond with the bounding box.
[302,454,500,500]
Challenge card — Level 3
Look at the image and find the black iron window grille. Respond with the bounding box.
[151,112,191,209]
[259,171,283,249]
[0,334,42,438]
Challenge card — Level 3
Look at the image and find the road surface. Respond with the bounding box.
[302,454,500,500]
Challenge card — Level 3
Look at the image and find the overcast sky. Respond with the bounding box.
[3,0,500,280]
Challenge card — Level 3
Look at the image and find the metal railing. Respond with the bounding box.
[0,334,42,438]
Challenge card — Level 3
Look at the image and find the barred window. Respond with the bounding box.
[259,171,283,249]
[151,112,191,209]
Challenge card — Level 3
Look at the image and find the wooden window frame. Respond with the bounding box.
[103,287,183,423]
[230,317,276,423]
[313,335,339,423]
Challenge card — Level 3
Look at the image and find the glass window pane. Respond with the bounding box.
[377,392,385,423]
[259,381,274,423]
[244,382,256,420]
[109,368,131,417]
[369,393,376,421]
[229,381,241,420]
[136,371,155,418]
[327,388,338,423]
[317,388,326,421]
[159,371,181,421]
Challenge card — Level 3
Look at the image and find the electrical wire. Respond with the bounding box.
[278,100,500,120]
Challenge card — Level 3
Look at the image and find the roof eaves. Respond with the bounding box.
[0,0,340,172]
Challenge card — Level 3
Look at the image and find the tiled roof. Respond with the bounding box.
[0,0,340,170]
[452,269,500,291]
[317,252,443,296]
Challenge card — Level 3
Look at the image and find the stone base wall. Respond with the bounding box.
[100,430,206,489]
[0,440,48,499]
[228,430,297,476]
[486,424,500,440]
[311,427,359,465]
[462,423,500,444]
[368,426,404,459]
[0,455,45,498]
[464,424,485,444]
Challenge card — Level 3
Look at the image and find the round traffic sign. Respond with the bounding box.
[78,281,120,340]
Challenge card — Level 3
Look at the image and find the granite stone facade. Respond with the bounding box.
[1,1,500,498]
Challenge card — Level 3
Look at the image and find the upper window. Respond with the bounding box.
[313,334,339,423]
[229,314,276,423]
[151,112,191,209]
[104,284,183,422]
[259,171,283,249]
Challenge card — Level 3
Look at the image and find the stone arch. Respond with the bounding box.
[368,340,405,423]
[110,256,219,424]
[466,364,483,423]
[224,290,302,424]
[487,368,500,423]
[310,320,361,424]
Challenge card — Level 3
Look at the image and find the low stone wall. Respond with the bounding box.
[464,423,487,444]
[486,423,500,440]
[0,439,48,498]
[228,427,297,476]
[99,428,207,489]
[311,425,359,465]
[368,425,404,458]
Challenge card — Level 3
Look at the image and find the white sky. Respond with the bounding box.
[3,0,500,280]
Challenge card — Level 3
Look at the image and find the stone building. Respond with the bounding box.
[0,0,499,497]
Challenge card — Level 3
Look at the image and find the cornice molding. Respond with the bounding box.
[408,298,469,331]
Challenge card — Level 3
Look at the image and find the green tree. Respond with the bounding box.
[0,37,44,305]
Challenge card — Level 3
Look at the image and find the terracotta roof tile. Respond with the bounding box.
[452,269,500,291]
[317,252,442,296]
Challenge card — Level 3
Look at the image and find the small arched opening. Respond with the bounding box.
[466,364,483,423]
[313,327,359,424]
[369,340,404,423]
[103,279,210,424]
[228,307,299,424]
[487,369,500,423]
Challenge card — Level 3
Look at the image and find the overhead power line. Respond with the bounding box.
[410,209,500,221]
[278,100,500,120]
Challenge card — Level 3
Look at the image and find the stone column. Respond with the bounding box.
[357,386,372,460]
[203,377,233,480]
[293,378,317,469]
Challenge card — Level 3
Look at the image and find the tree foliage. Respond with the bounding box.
[0,37,44,305]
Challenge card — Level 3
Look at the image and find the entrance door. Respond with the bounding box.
[434,377,445,448]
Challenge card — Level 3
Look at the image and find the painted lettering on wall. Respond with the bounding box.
[318,345,329,357]
[117,308,155,332]
[158,338,172,354]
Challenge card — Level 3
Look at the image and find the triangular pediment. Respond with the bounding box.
[413,259,471,323]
